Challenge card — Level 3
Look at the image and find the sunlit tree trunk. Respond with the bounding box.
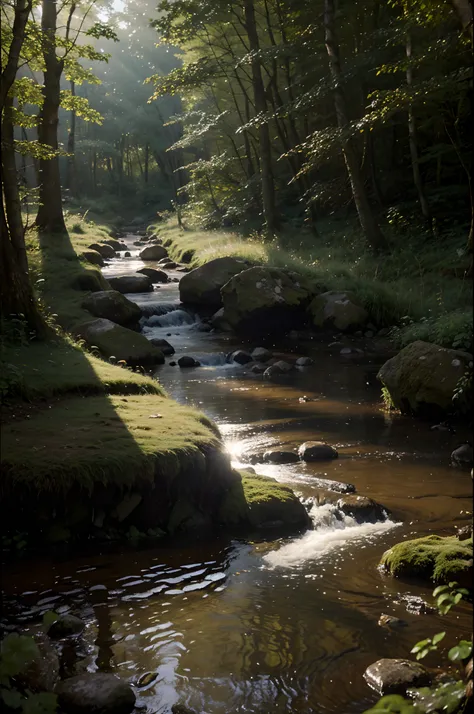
[36,0,67,234]
[66,80,76,195]
[324,0,387,252]
[243,0,277,236]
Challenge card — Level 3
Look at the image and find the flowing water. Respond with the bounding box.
[3,238,472,714]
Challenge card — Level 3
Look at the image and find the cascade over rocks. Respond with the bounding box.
[137,267,168,283]
[221,266,314,334]
[88,243,116,259]
[139,245,168,260]
[75,319,165,365]
[180,257,251,307]
[82,290,142,327]
[377,340,473,416]
[364,659,432,696]
[108,274,153,294]
[309,291,368,331]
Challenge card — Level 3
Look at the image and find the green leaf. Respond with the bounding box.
[433,585,450,597]
[411,638,431,653]
[432,631,446,645]
[1,687,23,708]
[416,647,432,660]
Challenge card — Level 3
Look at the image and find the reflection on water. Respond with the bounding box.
[3,241,472,714]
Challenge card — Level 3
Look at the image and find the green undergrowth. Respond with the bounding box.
[1,338,163,401]
[381,535,473,585]
[2,394,220,493]
[153,218,473,346]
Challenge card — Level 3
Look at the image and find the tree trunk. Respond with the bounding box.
[0,0,32,111]
[406,32,432,228]
[36,0,67,234]
[144,143,149,183]
[324,0,387,252]
[243,0,278,236]
[66,80,76,195]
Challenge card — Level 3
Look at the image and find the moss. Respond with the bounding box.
[219,472,308,529]
[1,394,220,493]
[381,535,473,585]
[1,339,163,401]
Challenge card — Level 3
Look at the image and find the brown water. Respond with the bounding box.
[3,240,472,714]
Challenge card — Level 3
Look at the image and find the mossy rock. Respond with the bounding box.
[179,257,251,308]
[139,245,168,261]
[308,290,368,331]
[219,472,310,532]
[82,290,142,327]
[221,266,313,334]
[380,535,473,587]
[377,340,473,416]
[75,318,164,365]
[88,243,116,259]
[108,275,153,294]
[81,250,104,267]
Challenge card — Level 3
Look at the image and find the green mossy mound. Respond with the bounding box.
[75,318,164,365]
[380,535,473,587]
[82,290,142,327]
[219,472,310,531]
[179,256,251,307]
[309,290,368,331]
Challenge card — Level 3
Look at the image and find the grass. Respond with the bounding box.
[1,394,220,493]
[152,217,473,346]
[380,535,473,585]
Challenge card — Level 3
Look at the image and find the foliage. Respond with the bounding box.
[0,634,57,713]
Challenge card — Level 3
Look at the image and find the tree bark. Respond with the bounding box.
[144,143,149,183]
[0,0,32,111]
[243,0,278,235]
[65,80,76,195]
[324,0,387,252]
[36,0,67,234]
[406,32,432,228]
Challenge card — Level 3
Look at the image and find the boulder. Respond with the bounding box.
[178,356,200,368]
[262,450,299,464]
[380,534,473,586]
[81,250,104,267]
[20,633,60,692]
[248,363,267,374]
[221,266,313,334]
[377,341,473,416]
[124,251,131,258]
[88,243,116,259]
[149,338,175,355]
[56,673,136,714]
[298,441,338,461]
[251,347,272,363]
[296,356,313,366]
[111,492,142,522]
[139,245,168,260]
[336,494,387,523]
[161,261,179,269]
[210,308,233,332]
[272,360,292,372]
[137,268,168,283]
[75,319,164,365]
[231,350,253,365]
[108,275,153,294]
[364,659,431,696]
[180,257,250,307]
[104,239,127,251]
[47,614,85,639]
[308,290,368,331]
[451,443,473,466]
[82,290,142,327]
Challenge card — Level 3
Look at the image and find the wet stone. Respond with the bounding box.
[262,449,299,464]
[299,441,338,461]
[364,658,432,696]
[47,614,85,639]
[178,356,200,368]
[57,673,136,714]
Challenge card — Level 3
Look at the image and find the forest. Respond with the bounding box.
[1,0,473,713]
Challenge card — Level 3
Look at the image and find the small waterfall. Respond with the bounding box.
[263,500,400,569]
[143,309,198,328]
[139,302,183,318]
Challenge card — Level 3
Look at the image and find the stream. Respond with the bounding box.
[3,236,472,714]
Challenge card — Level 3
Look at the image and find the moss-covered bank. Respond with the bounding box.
[1,215,308,551]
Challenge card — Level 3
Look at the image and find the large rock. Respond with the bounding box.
[377,341,473,416]
[56,673,136,714]
[108,275,153,294]
[364,659,431,696]
[231,350,253,365]
[82,290,142,327]
[88,243,116,259]
[298,441,338,461]
[180,257,250,307]
[103,239,127,251]
[251,347,272,363]
[451,443,473,466]
[81,250,104,267]
[75,319,164,365]
[380,534,473,586]
[336,495,387,523]
[149,338,175,355]
[139,245,168,260]
[221,266,313,334]
[210,308,233,332]
[47,614,85,639]
[262,449,299,464]
[19,633,60,692]
[137,267,168,283]
[308,290,368,331]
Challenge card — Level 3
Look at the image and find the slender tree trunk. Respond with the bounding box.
[93,151,97,189]
[324,0,387,252]
[243,0,277,235]
[36,0,67,234]
[406,32,432,228]
[66,80,76,195]
[144,143,149,183]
